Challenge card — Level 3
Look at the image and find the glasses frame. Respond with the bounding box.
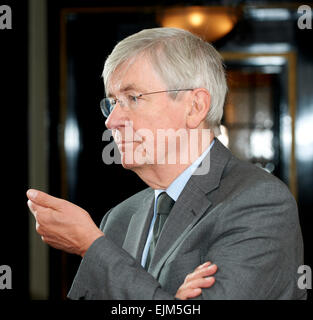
[100,88,194,118]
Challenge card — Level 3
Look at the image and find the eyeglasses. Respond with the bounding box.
[100,89,193,118]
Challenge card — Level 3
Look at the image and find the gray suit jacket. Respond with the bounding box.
[68,139,306,300]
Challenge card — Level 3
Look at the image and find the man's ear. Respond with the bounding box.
[186,89,211,129]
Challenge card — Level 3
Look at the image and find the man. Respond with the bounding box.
[27,27,306,300]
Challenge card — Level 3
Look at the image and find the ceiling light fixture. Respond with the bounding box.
[158,6,239,42]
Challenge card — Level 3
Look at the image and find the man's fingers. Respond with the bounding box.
[195,261,211,270]
[27,199,42,216]
[27,200,51,218]
[176,288,202,300]
[176,262,217,300]
[26,189,63,209]
[196,264,217,277]
[185,264,217,283]
[27,200,36,213]
[185,276,215,290]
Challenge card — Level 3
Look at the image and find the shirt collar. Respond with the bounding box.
[154,139,215,201]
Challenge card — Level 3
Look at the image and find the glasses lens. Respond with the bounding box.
[100,98,113,118]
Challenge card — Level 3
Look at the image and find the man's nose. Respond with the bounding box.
[105,104,129,130]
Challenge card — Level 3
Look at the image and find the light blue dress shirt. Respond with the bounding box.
[141,139,215,267]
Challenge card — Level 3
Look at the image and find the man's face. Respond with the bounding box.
[105,55,190,170]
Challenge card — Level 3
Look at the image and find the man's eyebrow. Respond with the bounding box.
[121,84,142,92]
[107,83,142,97]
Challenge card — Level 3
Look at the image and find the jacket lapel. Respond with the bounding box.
[148,139,232,276]
[122,190,154,261]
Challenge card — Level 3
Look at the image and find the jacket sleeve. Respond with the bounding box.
[67,235,177,300]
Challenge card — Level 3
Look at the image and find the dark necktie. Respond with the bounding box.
[145,192,175,270]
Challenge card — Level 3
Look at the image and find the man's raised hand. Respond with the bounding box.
[26,189,104,257]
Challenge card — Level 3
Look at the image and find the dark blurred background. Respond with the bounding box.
[0,0,312,302]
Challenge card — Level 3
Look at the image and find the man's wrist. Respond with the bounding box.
[80,229,105,257]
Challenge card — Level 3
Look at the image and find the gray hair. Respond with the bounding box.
[102,27,227,136]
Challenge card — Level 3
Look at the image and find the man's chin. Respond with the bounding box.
[120,160,139,170]
[120,152,152,170]
[120,154,144,170]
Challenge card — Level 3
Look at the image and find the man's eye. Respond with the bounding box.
[128,95,137,103]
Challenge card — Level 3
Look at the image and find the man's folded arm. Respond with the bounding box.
[67,235,176,300]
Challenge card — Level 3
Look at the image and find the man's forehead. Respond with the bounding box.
[106,55,142,94]
[107,82,144,97]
